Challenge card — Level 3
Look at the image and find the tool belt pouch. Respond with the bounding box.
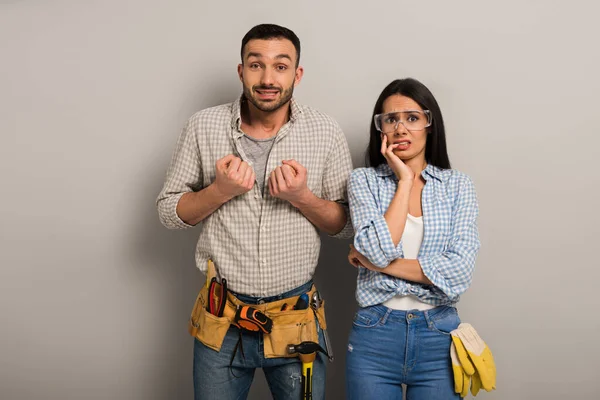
[188,284,232,352]
[188,282,328,357]
[262,292,328,359]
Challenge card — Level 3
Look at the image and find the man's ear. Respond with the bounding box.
[293,65,304,87]
[237,64,243,83]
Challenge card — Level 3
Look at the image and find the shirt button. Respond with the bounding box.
[261,259,266,265]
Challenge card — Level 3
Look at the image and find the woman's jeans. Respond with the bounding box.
[346,304,461,400]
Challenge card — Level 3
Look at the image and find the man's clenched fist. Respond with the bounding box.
[214,154,255,200]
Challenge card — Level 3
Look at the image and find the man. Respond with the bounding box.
[156,23,353,399]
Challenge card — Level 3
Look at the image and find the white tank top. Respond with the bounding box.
[383,213,435,311]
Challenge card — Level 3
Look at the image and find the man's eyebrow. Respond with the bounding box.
[246,52,292,62]
[246,52,263,59]
[274,54,292,62]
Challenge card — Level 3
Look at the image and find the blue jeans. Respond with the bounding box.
[193,280,327,400]
[346,305,461,400]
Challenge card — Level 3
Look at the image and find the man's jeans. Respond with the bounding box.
[346,304,461,400]
[193,280,327,400]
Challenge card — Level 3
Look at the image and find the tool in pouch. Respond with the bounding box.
[287,341,330,400]
[188,260,234,352]
[204,261,272,330]
[279,290,333,362]
[282,291,333,399]
[310,290,333,362]
[207,276,227,317]
[232,305,273,333]
[199,261,274,374]
[227,304,274,377]
[281,292,308,311]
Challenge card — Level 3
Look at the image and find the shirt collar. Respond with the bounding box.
[374,163,451,183]
[230,95,302,137]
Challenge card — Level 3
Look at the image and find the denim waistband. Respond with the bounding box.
[231,280,314,305]
[364,304,456,324]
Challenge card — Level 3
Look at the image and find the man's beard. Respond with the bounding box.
[243,83,294,112]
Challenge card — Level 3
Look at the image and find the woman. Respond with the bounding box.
[345,78,480,399]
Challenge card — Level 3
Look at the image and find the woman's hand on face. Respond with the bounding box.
[381,135,415,183]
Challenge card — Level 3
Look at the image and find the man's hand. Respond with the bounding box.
[268,159,310,206]
[214,154,255,200]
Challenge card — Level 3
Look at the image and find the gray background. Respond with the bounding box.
[1,0,599,399]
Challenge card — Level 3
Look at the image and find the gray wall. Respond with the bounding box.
[1,1,599,399]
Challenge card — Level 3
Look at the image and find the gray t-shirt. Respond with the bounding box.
[240,134,276,193]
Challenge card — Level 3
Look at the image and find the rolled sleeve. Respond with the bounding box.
[157,192,194,229]
[322,123,354,239]
[330,203,353,239]
[418,176,480,301]
[348,169,403,268]
[156,116,203,230]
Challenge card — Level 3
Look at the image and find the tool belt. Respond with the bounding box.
[188,264,327,359]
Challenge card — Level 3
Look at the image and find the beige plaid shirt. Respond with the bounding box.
[157,96,353,297]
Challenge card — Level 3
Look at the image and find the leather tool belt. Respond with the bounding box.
[188,262,327,359]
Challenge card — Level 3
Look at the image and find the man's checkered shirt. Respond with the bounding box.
[157,97,353,297]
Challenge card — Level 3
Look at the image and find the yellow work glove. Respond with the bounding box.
[450,341,470,397]
[470,371,482,396]
[451,323,497,392]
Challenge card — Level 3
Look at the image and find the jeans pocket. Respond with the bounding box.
[352,307,384,328]
[428,306,460,336]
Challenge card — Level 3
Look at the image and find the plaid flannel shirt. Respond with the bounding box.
[157,96,353,297]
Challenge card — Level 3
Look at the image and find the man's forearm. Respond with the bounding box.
[290,191,347,235]
[176,183,232,226]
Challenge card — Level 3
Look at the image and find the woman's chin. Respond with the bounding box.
[393,149,413,160]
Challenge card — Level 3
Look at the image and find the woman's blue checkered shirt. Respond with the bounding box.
[349,163,481,307]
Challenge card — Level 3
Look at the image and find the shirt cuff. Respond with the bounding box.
[329,204,353,239]
[374,215,403,261]
[417,255,456,300]
[353,215,403,268]
[159,193,194,229]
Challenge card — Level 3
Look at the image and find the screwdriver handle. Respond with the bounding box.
[294,293,309,310]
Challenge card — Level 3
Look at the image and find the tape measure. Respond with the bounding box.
[233,306,273,334]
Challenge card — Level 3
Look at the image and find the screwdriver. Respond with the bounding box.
[294,293,309,310]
